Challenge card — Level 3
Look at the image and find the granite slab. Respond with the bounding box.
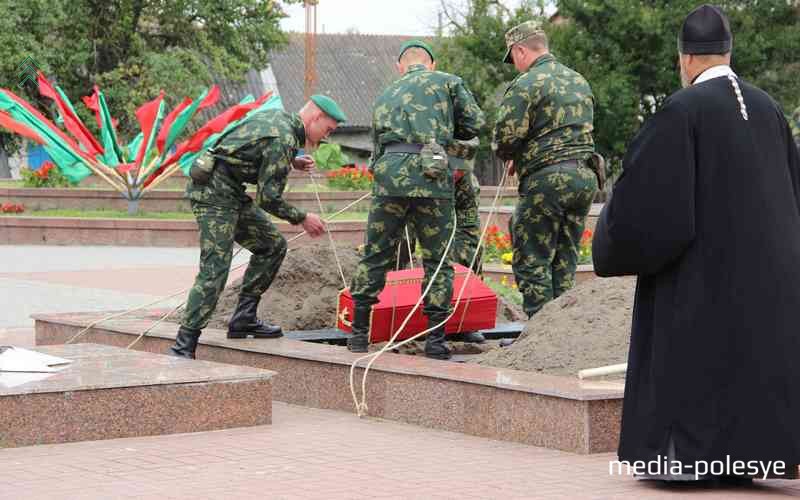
[1,343,275,448]
[34,312,623,454]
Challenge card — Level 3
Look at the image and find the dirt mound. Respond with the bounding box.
[169,244,519,331]
[472,276,636,377]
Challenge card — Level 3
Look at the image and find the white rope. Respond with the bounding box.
[307,170,348,290]
[66,193,372,345]
[349,205,458,416]
[404,226,415,268]
[348,165,511,416]
[728,74,749,121]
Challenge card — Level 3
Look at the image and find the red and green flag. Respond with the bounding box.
[36,72,103,157]
[0,89,92,183]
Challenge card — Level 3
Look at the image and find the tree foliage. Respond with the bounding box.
[435,0,547,166]
[0,0,297,147]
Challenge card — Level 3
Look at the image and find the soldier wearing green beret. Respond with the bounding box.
[170,95,346,359]
[492,20,598,319]
[346,40,485,358]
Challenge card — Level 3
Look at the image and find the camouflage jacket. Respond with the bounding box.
[186,108,307,224]
[492,53,594,183]
[791,106,800,151]
[370,64,485,199]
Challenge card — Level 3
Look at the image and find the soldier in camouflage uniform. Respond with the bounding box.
[492,20,598,319]
[393,139,487,342]
[792,106,800,152]
[169,95,346,359]
[395,138,483,274]
[347,40,485,359]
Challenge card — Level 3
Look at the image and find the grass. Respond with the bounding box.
[0,208,370,221]
[483,275,523,307]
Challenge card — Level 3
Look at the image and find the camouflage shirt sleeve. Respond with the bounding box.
[256,142,307,225]
[492,75,537,161]
[451,78,485,141]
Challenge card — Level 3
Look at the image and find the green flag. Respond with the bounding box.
[178,95,283,176]
[98,91,124,166]
[0,89,91,183]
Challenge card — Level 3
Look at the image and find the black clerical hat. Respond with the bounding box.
[678,4,732,55]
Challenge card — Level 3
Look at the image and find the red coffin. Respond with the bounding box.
[337,264,497,344]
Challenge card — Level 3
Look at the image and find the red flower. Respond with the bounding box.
[581,228,593,246]
[35,162,55,180]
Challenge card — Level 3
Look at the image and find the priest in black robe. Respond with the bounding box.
[594,4,800,479]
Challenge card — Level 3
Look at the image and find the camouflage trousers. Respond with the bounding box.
[350,196,456,318]
[395,172,482,273]
[511,161,597,318]
[182,199,288,330]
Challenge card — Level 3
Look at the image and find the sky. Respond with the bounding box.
[279,0,526,36]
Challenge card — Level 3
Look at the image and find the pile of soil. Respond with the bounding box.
[169,244,521,331]
[472,276,636,377]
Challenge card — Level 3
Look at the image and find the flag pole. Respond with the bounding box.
[140,161,182,194]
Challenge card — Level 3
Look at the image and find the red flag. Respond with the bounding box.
[133,90,165,169]
[0,110,45,144]
[155,97,192,154]
[0,89,96,165]
[82,86,101,129]
[37,73,103,156]
[82,85,119,130]
[161,91,273,169]
[198,85,220,110]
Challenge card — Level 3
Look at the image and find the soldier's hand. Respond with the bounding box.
[301,212,326,238]
[505,160,515,177]
[292,154,316,172]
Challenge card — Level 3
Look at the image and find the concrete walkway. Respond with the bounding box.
[2,245,799,499]
[0,246,251,328]
[1,402,798,500]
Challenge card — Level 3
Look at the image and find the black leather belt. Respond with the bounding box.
[383,142,424,154]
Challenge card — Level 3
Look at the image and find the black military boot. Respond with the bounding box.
[227,293,283,339]
[346,305,372,353]
[460,331,486,343]
[169,326,201,359]
[424,315,452,360]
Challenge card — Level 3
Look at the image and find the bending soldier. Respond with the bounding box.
[170,95,347,359]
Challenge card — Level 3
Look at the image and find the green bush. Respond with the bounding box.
[312,143,350,171]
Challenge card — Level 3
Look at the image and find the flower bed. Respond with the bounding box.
[325,165,373,191]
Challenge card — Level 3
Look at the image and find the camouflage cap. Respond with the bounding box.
[398,39,435,62]
[503,20,545,64]
[310,94,347,123]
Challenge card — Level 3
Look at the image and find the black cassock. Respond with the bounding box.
[594,76,800,465]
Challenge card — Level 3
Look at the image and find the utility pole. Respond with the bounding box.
[304,0,318,100]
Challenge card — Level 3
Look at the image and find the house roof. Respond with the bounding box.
[268,33,433,129]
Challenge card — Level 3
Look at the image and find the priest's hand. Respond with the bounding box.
[292,154,316,172]
[301,213,326,238]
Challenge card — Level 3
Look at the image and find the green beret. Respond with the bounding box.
[310,94,347,123]
[398,39,435,62]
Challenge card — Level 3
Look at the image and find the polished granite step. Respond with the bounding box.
[0,343,274,448]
